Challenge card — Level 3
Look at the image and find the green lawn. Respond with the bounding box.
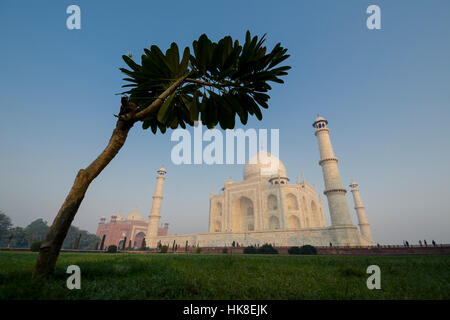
[0,251,449,299]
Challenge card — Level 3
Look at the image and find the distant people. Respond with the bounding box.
[329,242,333,247]
[406,241,409,247]
[424,240,427,247]
[376,243,380,248]
[432,240,436,246]
[419,240,422,247]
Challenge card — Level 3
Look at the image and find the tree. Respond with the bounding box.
[100,235,106,250]
[24,219,49,247]
[72,234,81,249]
[62,225,100,250]
[33,31,290,278]
[0,211,13,246]
[6,227,28,248]
[122,237,127,250]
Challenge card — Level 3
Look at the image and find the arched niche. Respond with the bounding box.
[288,215,301,229]
[231,196,255,232]
[268,215,280,230]
[214,220,222,232]
[286,193,299,211]
[267,194,278,210]
[213,202,223,217]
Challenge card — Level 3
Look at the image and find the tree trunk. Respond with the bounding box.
[33,76,188,278]
[33,119,134,278]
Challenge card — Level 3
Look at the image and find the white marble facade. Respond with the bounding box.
[208,152,327,234]
[147,117,375,248]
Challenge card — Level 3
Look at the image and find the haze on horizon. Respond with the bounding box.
[0,0,449,245]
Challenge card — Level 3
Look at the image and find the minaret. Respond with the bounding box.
[313,116,353,226]
[147,168,167,238]
[349,181,373,240]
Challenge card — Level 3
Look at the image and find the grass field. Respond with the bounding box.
[0,251,449,299]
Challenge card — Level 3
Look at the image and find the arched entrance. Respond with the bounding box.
[134,232,146,249]
[231,196,255,232]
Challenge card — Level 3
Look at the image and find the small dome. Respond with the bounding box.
[126,209,143,221]
[349,181,358,188]
[158,167,166,172]
[243,151,287,180]
[315,116,325,122]
[313,115,328,128]
[111,213,123,221]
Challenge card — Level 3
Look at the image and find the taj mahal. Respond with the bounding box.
[97,116,375,248]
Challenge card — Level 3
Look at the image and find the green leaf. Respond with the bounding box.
[157,91,176,123]
[180,47,190,75]
[165,42,180,75]
[122,55,140,71]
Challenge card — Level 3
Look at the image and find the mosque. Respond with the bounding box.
[95,210,169,249]
[96,116,375,248]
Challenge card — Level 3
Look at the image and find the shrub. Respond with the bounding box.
[106,245,117,253]
[30,241,42,252]
[299,245,317,255]
[196,247,202,254]
[288,246,301,255]
[160,245,168,253]
[222,247,228,254]
[258,244,278,254]
[244,244,278,254]
[243,245,257,254]
[289,245,317,255]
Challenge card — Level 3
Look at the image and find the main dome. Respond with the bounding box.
[126,209,144,221]
[243,151,287,180]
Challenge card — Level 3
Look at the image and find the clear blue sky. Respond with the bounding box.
[1,0,449,244]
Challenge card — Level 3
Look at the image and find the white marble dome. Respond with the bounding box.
[243,151,287,180]
[126,209,143,221]
[315,116,326,122]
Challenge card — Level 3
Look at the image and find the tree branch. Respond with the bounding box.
[185,78,218,87]
[121,75,188,122]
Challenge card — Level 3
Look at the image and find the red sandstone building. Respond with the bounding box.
[96,209,169,249]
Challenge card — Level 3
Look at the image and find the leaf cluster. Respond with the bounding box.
[120,31,290,133]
